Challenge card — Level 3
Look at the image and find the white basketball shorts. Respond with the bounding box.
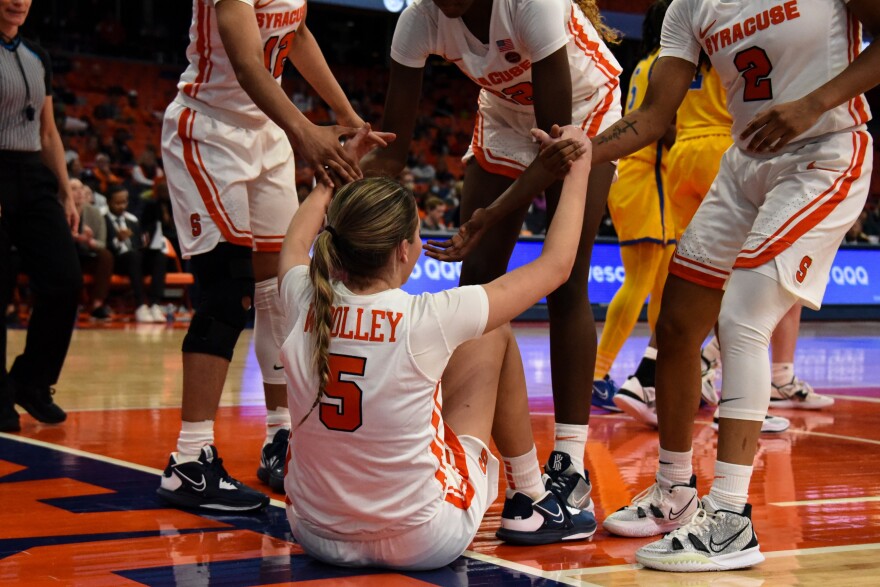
[288,434,499,571]
[161,99,298,258]
[671,129,873,310]
[464,83,622,178]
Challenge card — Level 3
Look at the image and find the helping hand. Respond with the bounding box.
[423,207,488,263]
[529,124,590,182]
[291,123,362,187]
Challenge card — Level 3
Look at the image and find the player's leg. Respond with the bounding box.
[769,303,832,408]
[614,244,674,425]
[158,103,268,511]
[443,325,597,546]
[542,162,615,479]
[248,138,298,492]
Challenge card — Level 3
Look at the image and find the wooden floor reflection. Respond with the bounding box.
[2,322,879,585]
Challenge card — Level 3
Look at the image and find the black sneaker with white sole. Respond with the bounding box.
[496,490,597,545]
[157,445,270,512]
[257,428,289,492]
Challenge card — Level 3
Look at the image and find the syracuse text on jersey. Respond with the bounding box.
[702,0,801,56]
[255,5,305,30]
[303,304,404,343]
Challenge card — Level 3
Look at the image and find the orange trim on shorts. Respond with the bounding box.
[734,131,868,269]
[468,102,526,179]
[178,108,252,247]
[442,426,475,509]
[673,250,730,278]
[669,260,726,290]
[428,383,474,510]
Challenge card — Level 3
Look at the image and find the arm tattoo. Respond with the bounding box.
[597,119,639,145]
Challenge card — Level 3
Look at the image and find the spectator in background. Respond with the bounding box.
[131,147,164,191]
[421,196,448,231]
[84,182,108,215]
[104,185,167,323]
[107,126,134,166]
[409,152,435,187]
[140,179,179,260]
[845,211,873,244]
[92,152,121,194]
[71,179,113,320]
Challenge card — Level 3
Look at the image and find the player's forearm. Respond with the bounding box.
[480,163,557,228]
[40,123,71,201]
[591,109,668,165]
[233,63,314,140]
[288,25,360,126]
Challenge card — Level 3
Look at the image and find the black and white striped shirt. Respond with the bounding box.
[0,36,51,152]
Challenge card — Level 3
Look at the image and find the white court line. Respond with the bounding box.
[770,495,880,507]
[0,433,287,509]
[553,542,880,578]
[462,550,600,587]
[787,428,880,446]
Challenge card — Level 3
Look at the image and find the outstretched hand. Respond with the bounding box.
[291,123,362,187]
[423,207,488,263]
[343,123,396,163]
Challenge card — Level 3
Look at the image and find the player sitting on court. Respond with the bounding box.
[277,125,595,569]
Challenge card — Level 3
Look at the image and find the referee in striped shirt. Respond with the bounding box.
[1,0,82,432]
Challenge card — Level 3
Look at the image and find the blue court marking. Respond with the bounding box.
[0,437,571,586]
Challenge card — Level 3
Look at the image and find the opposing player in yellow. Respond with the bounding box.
[594,0,675,411]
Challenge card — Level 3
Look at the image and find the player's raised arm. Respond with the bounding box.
[214,0,360,184]
[359,60,425,177]
[591,56,694,165]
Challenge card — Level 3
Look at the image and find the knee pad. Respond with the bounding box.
[717,270,797,422]
[182,243,255,361]
[254,277,287,385]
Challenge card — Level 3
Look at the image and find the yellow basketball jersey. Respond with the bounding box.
[623,49,662,165]
[675,64,732,143]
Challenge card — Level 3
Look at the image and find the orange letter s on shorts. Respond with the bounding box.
[795,255,812,284]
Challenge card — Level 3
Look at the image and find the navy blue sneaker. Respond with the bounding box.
[544,450,594,511]
[592,375,621,412]
[257,428,289,492]
[158,445,270,512]
[496,490,597,545]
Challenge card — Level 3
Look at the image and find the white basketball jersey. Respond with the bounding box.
[391,0,621,113]
[279,266,489,537]
[661,0,871,149]
[176,0,306,124]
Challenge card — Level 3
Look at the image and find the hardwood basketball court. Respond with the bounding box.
[2,321,879,585]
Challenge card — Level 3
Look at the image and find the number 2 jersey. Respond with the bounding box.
[279,265,490,538]
[175,0,305,125]
[661,0,871,150]
[390,0,621,116]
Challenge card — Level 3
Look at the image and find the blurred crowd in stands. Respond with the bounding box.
[9,0,880,322]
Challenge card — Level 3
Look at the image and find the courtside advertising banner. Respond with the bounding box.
[405,238,880,306]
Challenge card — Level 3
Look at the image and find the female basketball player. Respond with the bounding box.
[592,0,878,572]
[158,0,380,511]
[362,0,623,532]
[280,126,596,569]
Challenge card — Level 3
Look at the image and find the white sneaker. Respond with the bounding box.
[613,376,657,428]
[635,499,764,572]
[711,408,790,433]
[770,376,833,409]
[603,476,699,538]
[700,355,720,406]
[135,304,155,323]
[150,304,168,323]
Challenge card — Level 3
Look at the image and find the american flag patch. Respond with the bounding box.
[496,38,515,52]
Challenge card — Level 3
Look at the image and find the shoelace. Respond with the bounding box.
[666,506,717,541]
[626,483,664,511]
